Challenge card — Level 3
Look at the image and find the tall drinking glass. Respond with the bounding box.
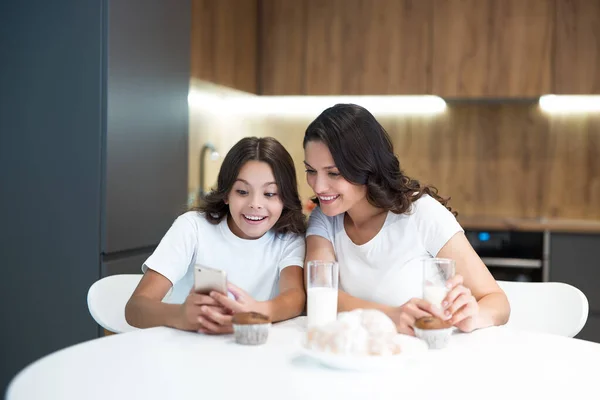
[423,258,456,309]
[306,260,339,328]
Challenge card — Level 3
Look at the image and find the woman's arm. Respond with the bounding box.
[125,269,223,331]
[437,231,511,330]
[306,235,393,313]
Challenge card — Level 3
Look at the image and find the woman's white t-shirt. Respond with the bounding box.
[306,195,463,306]
[142,211,305,304]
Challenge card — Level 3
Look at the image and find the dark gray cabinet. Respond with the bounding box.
[0,0,189,392]
[549,233,600,342]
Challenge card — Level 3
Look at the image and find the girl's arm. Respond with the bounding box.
[210,266,306,323]
[125,269,225,331]
[264,265,306,322]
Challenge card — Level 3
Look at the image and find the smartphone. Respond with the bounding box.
[193,265,227,295]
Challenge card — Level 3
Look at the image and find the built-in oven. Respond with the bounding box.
[464,230,548,282]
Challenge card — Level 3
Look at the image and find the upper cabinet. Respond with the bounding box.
[260,0,431,95]
[432,0,553,98]
[303,0,432,95]
[191,0,600,97]
[259,0,308,95]
[554,0,600,94]
[190,0,257,93]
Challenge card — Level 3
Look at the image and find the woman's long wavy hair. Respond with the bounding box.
[194,137,306,235]
[303,104,457,217]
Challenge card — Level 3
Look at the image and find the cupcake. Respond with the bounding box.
[413,316,453,349]
[232,312,271,345]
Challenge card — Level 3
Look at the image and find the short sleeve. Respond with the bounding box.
[277,234,306,272]
[306,206,334,243]
[413,195,464,257]
[142,214,198,285]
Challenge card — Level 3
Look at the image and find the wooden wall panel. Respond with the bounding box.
[259,0,307,95]
[190,0,258,93]
[386,105,551,219]
[303,0,432,94]
[554,0,600,94]
[432,0,553,97]
[542,114,600,218]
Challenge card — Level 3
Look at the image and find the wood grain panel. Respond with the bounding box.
[189,97,600,220]
[190,0,258,93]
[432,0,553,97]
[259,0,307,95]
[304,0,432,95]
[387,104,552,219]
[554,0,600,94]
[542,113,600,219]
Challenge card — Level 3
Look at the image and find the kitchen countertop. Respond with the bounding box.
[458,217,600,234]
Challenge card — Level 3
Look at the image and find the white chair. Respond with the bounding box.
[87,274,143,334]
[497,280,589,338]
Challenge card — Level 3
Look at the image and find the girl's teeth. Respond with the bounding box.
[319,195,338,201]
[244,215,266,221]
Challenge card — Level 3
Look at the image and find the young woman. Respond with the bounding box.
[303,104,510,336]
[125,137,306,334]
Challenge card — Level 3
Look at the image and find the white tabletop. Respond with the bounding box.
[7,317,600,400]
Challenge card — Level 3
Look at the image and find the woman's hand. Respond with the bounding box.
[442,274,480,333]
[388,298,445,336]
[178,289,233,334]
[210,283,270,318]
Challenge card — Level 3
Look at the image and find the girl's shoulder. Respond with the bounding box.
[177,210,219,232]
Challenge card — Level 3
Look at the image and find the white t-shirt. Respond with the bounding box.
[143,211,305,304]
[306,195,463,307]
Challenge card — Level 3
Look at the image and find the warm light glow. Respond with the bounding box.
[539,95,600,113]
[188,90,447,116]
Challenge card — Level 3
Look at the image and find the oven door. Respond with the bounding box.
[481,257,543,282]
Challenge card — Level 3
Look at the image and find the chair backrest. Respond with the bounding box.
[497,280,589,338]
[87,274,143,334]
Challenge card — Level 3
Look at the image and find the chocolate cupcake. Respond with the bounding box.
[413,316,453,349]
[232,312,271,345]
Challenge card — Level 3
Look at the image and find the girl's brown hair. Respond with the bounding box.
[194,137,306,235]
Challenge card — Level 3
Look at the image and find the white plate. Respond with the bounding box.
[298,334,428,371]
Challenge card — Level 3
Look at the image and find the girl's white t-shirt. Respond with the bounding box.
[142,211,305,304]
[306,195,463,306]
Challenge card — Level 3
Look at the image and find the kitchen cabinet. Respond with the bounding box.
[191,0,257,93]
[549,233,600,343]
[432,0,553,98]
[554,0,600,94]
[259,0,432,95]
[0,0,189,392]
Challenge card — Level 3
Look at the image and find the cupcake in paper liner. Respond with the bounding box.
[413,316,453,349]
[232,312,272,345]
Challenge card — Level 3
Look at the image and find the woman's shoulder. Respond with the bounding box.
[308,206,343,223]
[408,194,449,215]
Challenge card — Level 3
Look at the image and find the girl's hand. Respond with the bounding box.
[442,274,480,332]
[210,283,270,317]
[178,289,233,334]
[388,298,445,336]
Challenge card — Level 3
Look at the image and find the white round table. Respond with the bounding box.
[7,317,600,400]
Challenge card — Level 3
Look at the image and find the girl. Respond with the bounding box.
[126,137,306,334]
[303,104,510,336]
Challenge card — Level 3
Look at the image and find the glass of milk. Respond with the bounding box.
[306,260,339,328]
[423,258,456,309]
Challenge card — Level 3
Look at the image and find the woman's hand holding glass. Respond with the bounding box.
[442,274,480,332]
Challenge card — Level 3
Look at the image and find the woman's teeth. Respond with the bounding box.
[319,195,339,201]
